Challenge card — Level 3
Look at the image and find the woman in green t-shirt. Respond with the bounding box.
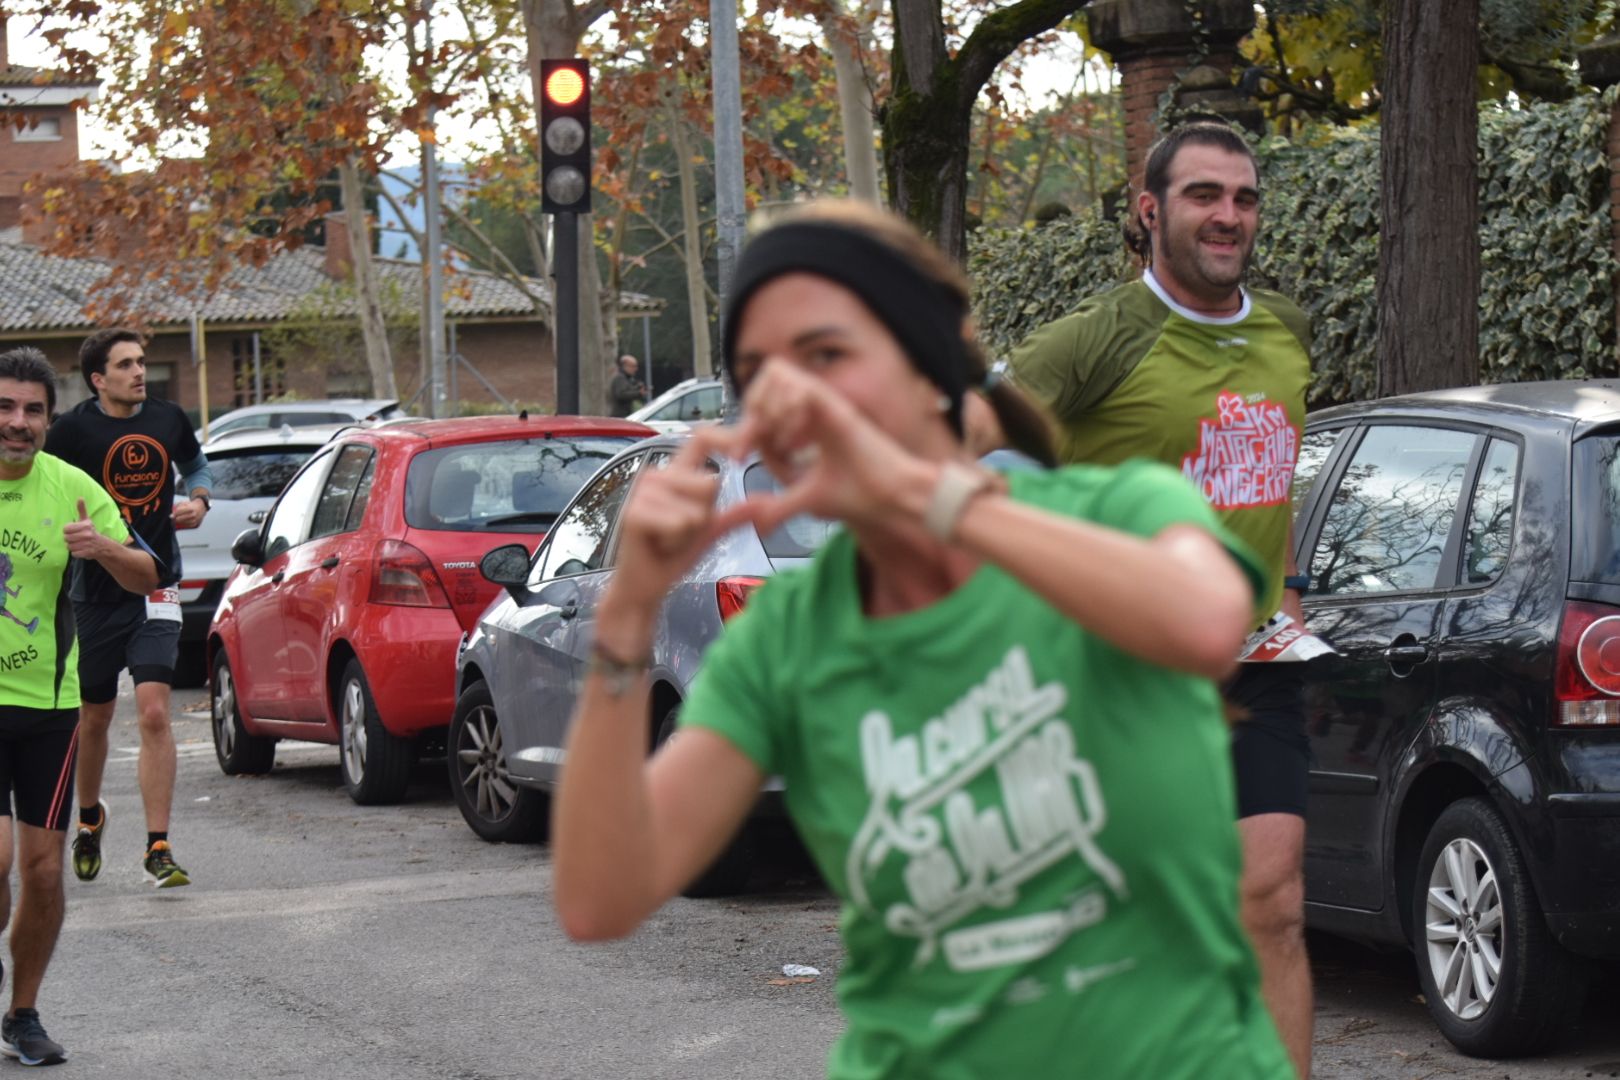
[551,202,1295,1079]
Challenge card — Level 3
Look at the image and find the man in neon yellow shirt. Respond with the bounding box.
[1010,121,1315,1078]
[0,347,157,1066]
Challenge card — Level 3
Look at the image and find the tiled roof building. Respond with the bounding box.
[0,19,662,416]
[0,238,659,333]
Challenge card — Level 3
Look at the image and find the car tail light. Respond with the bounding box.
[716,576,765,623]
[369,539,451,608]
[1554,601,1620,726]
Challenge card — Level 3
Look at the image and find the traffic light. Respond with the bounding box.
[540,59,591,214]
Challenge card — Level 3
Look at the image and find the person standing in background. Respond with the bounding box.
[609,355,648,417]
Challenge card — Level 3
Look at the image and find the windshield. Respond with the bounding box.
[743,463,840,557]
[1573,433,1620,584]
[406,436,638,533]
[207,446,322,500]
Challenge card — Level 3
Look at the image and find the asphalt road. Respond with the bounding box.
[17,681,1620,1079]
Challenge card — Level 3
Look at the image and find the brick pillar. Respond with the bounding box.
[1087,0,1259,198]
[1578,36,1620,364]
[1118,53,1189,197]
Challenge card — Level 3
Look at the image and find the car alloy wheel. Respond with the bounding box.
[1422,836,1503,1021]
[340,675,369,784]
[336,658,412,805]
[215,664,240,760]
[447,680,545,842]
[1411,797,1585,1057]
[458,700,516,823]
[210,653,275,775]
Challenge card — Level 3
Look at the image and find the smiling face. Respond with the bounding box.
[93,339,148,411]
[1141,143,1260,312]
[0,377,50,477]
[730,273,951,456]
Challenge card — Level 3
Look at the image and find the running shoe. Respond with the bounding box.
[1,1008,67,1066]
[70,800,108,882]
[142,840,191,889]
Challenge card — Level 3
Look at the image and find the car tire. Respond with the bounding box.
[211,652,275,775]
[1411,797,1585,1056]
[338,658,413,805]
[448,681,547,843]
[656,704,754,897]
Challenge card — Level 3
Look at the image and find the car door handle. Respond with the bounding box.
[320,556,340,570]
[270,570,285,584]
[1384,643,1429,664]
[559,600,578,621]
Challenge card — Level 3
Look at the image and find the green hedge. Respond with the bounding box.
[969,90,1619,406]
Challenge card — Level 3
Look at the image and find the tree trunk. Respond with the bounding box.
[338,157,399,400]
[670,107,714,376]
[1377,0,1479,395]
[819,1,881,203]
[523,0,614,412]
[883,0,1085,261]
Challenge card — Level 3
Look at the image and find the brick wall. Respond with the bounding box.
[0,105,80,198]
[1120,53,1189,196]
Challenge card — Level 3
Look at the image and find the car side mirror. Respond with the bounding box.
[480,542,532,599]
[231,527,266,568]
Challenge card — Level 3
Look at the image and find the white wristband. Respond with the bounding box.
[923,463,1000,542]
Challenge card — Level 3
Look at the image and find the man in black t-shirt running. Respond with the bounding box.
[43,329,214,890]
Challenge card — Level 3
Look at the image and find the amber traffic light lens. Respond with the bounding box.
[546,68,585,106]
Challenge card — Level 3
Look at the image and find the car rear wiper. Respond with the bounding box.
[481,511,560,527]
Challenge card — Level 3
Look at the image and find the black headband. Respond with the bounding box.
[721,221,971,434]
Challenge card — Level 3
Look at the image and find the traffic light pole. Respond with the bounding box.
[711,0,745,415]
[711,0,746,306]
[553,210,580,415]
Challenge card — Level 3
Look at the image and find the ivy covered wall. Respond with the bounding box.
[968,90,1618,407]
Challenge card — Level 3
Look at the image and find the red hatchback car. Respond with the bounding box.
[207,414,651,803]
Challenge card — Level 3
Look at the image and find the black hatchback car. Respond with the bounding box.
[1291,380,1620,1056]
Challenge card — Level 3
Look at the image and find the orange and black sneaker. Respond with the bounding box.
[71,801,108,882]
[142,841,191,889]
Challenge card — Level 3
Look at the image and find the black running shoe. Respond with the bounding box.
[71,800,107,882]
[1,1008,67,1066]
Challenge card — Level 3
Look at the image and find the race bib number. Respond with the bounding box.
[146,587,182,623]
[1239,611,1336,663]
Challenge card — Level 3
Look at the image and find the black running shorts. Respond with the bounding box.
[1225,663,1310,820]
[0,705,79,830]
[76,599,180,705]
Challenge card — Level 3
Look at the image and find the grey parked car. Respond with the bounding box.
[451,434,834,894]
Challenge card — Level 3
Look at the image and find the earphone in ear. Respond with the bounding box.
[1145,210,1155,224]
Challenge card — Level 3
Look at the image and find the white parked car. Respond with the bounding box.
[197,398,402,443]
[628,378,724,432]
[172,424,350,683]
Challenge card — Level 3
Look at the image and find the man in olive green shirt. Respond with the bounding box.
[1009,121,1315,1079]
